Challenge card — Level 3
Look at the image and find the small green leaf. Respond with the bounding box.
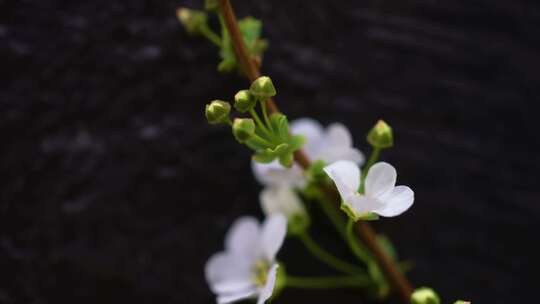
[376,234,398,260]
[279,152,294,168]
[253,151,276,163]
[288,135,305,151]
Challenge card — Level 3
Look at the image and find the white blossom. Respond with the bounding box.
[252,118,365,188]
[323,161,414,218]
[260,186,306,219]
[205,215,287,304]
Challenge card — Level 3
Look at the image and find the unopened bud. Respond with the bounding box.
[234,90,256,113]
[453,301,470,304]
[367,119,393,149]
[205,100,231,125]
[249,76,276,100]
[176,8,207,34]
[233,118,256,143]
[411,287,441,304]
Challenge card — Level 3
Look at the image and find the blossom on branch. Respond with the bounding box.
[252,118,365,187]
[205,215,287,304]
[324,161,414,219]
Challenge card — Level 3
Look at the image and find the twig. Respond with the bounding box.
[217,0,414,302]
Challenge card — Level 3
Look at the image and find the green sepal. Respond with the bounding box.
[269,113,288,139]
[340,201,358,221]
[376,234,398,260]
[288,135,305,151]
[305,160,327,184]
[367,260,390,299]
[245,137,271,151]
[279,152,294,168]
[252,151,276,164]
[356,212,379,221]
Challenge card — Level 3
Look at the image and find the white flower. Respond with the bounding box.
[205,215,287,304]
[252,118,365,188]
[260,186,306,219]
[323,161,414,218]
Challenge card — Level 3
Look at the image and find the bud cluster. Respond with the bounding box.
[204,76,304,168]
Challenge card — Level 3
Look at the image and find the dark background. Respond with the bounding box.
[1,0,539,303]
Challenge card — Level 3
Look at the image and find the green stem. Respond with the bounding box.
[359,147,381,193]
[261,100,272,130]
[249,108,274,139]
[346,219,372,264]
[286,274,371,289]
[311,190,347,240]
[297,232,364,275]
[199,25,222,47]
[250,133,273,147]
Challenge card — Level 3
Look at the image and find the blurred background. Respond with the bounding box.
[1,0,539,303]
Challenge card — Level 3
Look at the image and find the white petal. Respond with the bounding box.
[256,264,279,304]
[260,214,287,261]
[325,123,353,147]
[365,162,396,199]
[316,146,365,165]
[291,118,324,158]
[260,186,305,218]
[205,253,253,294]
[225,216,261,259]
[347,195,385,216]
[251,160,305,188]
[374,186,414,217]
[290,118,323,143]
[323,161,361,200]
[217,288,258,304]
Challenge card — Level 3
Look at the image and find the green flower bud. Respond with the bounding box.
[204,0,219,11]
[367,119,394,149]
[411,287,441,304]
[249,76,276,100]
[453,301,470,304]
[232,118,256,143]
[176,8,207,35]
[205,100,231,125]
[234,90,256,113]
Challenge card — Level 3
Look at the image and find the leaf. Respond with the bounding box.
[376,234,398,260]
[279,152,294,168]
[288,135,305,151]
[252,151,276,163]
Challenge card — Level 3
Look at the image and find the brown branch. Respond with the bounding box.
[217,0,413,302]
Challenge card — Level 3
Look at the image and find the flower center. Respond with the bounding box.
[251,259,271,287]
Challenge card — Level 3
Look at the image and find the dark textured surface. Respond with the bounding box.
[1,0,539,303]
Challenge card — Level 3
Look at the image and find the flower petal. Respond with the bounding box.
[290,118,323,144]
[256,264,279,304]
[251,160,305,188]
[316,146,365,165]
[225,216,261,259]
[205,253,253,294]
[261,214,287,261]
[217,288,258,304]
[291,118,324,158]
[365,162,396,198]
[325,123,353,147]
[323,160,361,200]
[347,195,385,216]
[260,186,305,218]
[373,185,414,217]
